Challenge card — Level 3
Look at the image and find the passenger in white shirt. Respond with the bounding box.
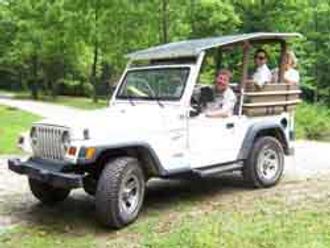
[247,49,272,88]
[271,51,300,84]
[283,51,300,84]
[206,69,237,118]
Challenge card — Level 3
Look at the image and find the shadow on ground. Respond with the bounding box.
[5,173,252,235]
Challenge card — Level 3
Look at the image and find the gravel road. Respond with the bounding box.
[0,97,83,119]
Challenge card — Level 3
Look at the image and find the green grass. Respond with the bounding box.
[295,102,330,141]
[50,96,107,110]
[0,193,329,248]
[0,105,40,154]
[141,210,330,248]
[0,226,96,248]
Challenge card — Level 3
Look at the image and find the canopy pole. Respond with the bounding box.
[238,41,250,116]
[279,40,287,83]
[215,48,222,76]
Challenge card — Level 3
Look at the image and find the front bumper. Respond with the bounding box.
[8,158,84,189]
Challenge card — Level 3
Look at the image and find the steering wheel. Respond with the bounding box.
[139,80,156,98]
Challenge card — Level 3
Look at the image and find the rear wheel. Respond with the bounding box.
[29,178,70,205]
[95,157,145,229]
[243,136,284,188]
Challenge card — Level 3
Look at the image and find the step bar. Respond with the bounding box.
[193,161,243,177]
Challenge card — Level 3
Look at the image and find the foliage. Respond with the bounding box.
[295,102,330,140]
[0,0,329,104]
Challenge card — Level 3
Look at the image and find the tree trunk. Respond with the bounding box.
[91,43,99,103]
[161,0,169,43]
[31,54,39,100]
[313,0,319,103]
[90,0,99,103]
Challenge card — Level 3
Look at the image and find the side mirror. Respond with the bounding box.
[189,104,201,117]
[189,97,201,118]
[108,84,118,98]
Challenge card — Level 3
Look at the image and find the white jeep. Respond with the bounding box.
[8,32,301,229]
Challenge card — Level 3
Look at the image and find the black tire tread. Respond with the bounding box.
[95,156,144,229]
[28,178,70,205]
[243,136,284,188]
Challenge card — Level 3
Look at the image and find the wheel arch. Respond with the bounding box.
[90,143,167,179]
[238,122,289,160]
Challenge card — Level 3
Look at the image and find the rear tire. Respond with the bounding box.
[95,157,145,229]
[243,136,284,188]
[29,178,70,205]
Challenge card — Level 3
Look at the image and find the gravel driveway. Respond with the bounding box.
[0,97,83,118]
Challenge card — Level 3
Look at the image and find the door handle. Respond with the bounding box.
[178,113,186,120]
[226,123,235,129]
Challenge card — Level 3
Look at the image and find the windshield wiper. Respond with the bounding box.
[151,97,164,108]
[156,98,164,108]
[127,95,136,106]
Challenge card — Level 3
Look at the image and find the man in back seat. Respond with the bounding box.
[205,69,237,118]
[247,49,272,88]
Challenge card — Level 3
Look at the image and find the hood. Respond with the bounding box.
[35,104,166,141]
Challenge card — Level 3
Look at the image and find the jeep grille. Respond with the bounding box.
[31,125,70,161]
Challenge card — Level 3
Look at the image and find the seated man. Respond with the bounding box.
[205,69,237,118]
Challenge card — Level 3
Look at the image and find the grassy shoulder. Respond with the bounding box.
[141,208,330,248]
[2,211,328,248]
[0,105,40,155]
[0,227,96,248]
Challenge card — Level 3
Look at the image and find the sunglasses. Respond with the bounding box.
[255,56,266,60]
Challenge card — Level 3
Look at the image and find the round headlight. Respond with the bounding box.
[62,131,70,151]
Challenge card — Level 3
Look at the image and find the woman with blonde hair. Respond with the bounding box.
[272,50,300,84]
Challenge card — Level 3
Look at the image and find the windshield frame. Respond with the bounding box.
[115,65,191,102]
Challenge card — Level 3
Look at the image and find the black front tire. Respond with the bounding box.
[243,136,284,188]
[95,157,145,229]
[83,175,97,196]
[29,178,70,205]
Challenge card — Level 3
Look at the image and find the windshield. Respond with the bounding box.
[116,68,190,101]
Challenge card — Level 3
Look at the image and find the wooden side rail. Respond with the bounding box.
[244,90,301,96]
[245,83,300,92]
[243,99,301,108]
[242,83,301,116]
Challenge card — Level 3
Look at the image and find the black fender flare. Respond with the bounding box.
[237,122,290,160]
[78,142,168,177]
